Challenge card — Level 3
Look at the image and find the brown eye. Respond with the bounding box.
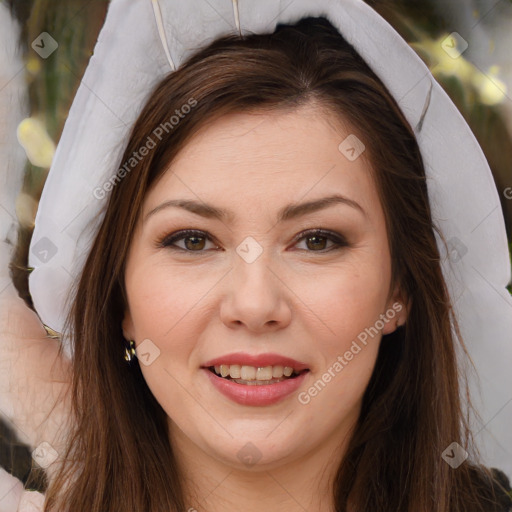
[159,230,217,252]
[294,229,348,252]
[158,228,348,254]
[183,235,206,251]
[305,234,328,251]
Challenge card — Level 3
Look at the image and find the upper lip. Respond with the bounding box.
[202,352,309,372]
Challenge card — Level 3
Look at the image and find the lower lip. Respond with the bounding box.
[202,368,308,406]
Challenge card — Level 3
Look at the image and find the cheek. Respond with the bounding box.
[123,267,196,400]
[293,256,391,413]
[126,261,215,340]
[124,263,207,412]
[297,269,388,413]
[295,252,391,348]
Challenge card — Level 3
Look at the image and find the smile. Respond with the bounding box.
[209,364,305,384]
[202,367,310,406]
[201,353,310,405]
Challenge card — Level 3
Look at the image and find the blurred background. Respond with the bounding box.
[1,0,511,497]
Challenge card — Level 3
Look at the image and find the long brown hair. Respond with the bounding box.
[43,16,510,512]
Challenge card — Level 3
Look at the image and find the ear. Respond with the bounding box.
[122,310,135,341]
[382,283,410,336]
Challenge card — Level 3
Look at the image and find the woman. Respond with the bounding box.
[1,1,512,511]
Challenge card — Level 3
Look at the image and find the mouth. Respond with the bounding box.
[200,353,311,405]
[206,364,309,386]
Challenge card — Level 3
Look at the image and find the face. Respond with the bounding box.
[122,104,406,473]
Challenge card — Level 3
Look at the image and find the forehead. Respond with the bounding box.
[143,106,381,223]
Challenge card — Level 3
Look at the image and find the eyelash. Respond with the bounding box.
[156,228,349,254]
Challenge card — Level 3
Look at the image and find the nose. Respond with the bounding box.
[219,251,292,333]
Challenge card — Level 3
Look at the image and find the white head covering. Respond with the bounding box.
[26,0,512,474]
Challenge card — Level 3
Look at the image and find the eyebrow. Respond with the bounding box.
[144,194,367,223]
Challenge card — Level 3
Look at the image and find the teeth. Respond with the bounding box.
[240,366,256,380]
[272,365,284,378]
[256,366,273,380]
[211,364,299,380]
[229,364,241,378]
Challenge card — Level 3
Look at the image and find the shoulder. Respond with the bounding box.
[469,466,512,512]
[491,468,512,512]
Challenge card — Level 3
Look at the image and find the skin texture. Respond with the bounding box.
[122,105,407,512]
